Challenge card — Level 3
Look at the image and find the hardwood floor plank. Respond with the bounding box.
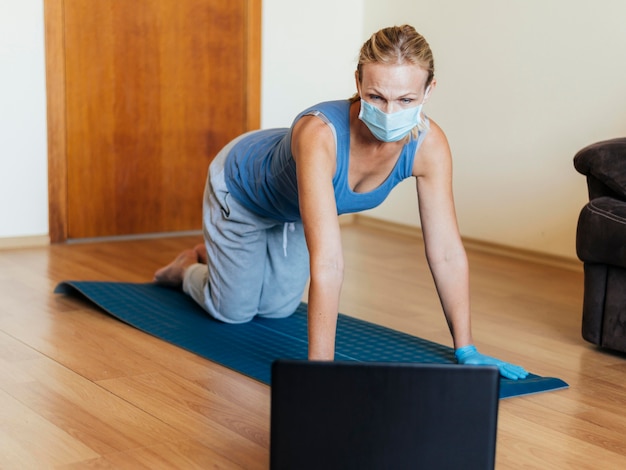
[58,439,248,470]
[1,357,188,457]
[98,371,269,469]
[0,388,99,468]
[497,408,626,469]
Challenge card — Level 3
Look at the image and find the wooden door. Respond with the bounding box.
[44,0,261,241]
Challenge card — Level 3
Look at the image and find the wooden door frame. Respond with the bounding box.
[43,0,262,243]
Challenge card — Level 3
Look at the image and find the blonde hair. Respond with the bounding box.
[351,25,435,135]
[353,24,434,94]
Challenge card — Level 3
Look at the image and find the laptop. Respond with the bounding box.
[270,360,500,470]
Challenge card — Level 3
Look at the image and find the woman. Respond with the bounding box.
[155,25,528,380]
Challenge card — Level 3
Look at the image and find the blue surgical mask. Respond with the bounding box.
[358,89,429,142]
[358,99,423,142]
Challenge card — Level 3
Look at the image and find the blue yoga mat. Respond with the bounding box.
[54,281,568,399]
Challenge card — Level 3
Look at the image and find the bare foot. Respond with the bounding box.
[194,243,208,264]
[154,249,198,288]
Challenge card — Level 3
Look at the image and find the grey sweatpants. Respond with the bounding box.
[182,132,310,323]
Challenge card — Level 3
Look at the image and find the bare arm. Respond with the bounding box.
[292,116,344,360]
[413,121,528,379]
[413,121,473,349]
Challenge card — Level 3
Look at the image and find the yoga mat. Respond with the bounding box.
[54,281,568,399]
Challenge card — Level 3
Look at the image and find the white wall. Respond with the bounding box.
[362,0,626,259]
[261,0,364,128]
[5,0,626,261]
[0,2,48,239]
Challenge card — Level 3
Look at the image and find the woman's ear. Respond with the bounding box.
[354,70,361,97]
[423,78,437,103]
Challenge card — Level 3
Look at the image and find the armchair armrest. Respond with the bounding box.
[576,196,626,268]
[574,137,626,200]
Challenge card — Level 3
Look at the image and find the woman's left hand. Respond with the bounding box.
[455,344,529,380]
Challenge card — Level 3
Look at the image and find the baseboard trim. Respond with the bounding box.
[66,230,204,245]
[352,215,583,273]
[338,214,357,226]
[0,217,583,272]
[0,235,50,250]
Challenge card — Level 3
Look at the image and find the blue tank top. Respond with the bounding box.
[224,100,428,222]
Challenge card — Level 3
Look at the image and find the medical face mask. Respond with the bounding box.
[358,89,429,142]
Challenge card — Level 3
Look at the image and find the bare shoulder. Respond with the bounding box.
[412,118,452,178]
[291,114,335,163]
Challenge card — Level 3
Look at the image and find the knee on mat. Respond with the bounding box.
[257,299,301,320]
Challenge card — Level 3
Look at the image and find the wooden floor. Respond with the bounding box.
[1,223,625,469]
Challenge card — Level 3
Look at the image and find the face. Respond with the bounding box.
[356,63,433,114]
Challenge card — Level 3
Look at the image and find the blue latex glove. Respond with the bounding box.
[455,345,528,380]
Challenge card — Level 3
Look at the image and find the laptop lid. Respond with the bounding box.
[270,360,499,470]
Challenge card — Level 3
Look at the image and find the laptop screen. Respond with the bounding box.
[270,360,499,470]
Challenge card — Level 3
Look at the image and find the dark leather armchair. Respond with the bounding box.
[574,137,626,353]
